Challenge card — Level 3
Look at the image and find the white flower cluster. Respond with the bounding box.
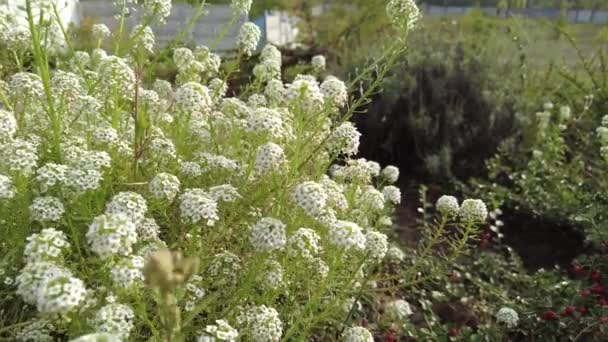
[0,174,16,199]
[288,227,322,261]
[496,307,519,329]
[30,196,65,222]
[0,1,412,338]
[180,189,219,226]
[230,0,253,15]
[254,44,282,82]
[93,303,136,340]
[597,114,608,161]
[459,199,488,224]
[237,22,261,57]
[342,326,374,342]
[110,255,145,287]
[207,251,242,285]
[435,196,488,224]
[329,220,366,251]
[384,299,413,321]
[365,231,388,262]
[250,217,287,252]
[435,195,459,217]
[198,319,239,341]
[24,228,70,263]
[292,181,328,218]
[86,214,138,259]
[105,192,148,225]
[386,0,421,31]
[237,305,283,342]
[149,172,181,201]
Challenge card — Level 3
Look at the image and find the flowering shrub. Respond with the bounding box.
[0,1,491,341]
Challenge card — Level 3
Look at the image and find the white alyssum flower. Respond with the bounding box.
[386,0,421,31]
[292,181,328,218]
[365,231,389,262]
[137,217,161,241]
[0,109,17,139]
[382,185,402,205]
[15,319,55,342]
[287,227,322,261]
[30,196,65,222]
[93,303,136,341]
[342,326,373,342]
[36,274,87,314]
[436,195,459,217]
[143,0,172,24]
[86,214,138,259]
[207,251,242,285]
[321,76,348,108]
[175,82,213,117]
[496,307,519,329]
[329,220,366,251]
[329,121,360,156]
[237,22,261,57]
[230,0,252,15]
[110,255,145,288]
[356,186,385,212]
[105,192,148,225]
[386,246,406,263]
[265,79,285,104]
[257,259,285,290]
[250,217,287,252]
[180,189,219,226]
[209,184,241,203]
[311,55,326,71]
[381,165,400,183]
[149,172,181,201]
[459,199,488,224]
[0,174,16,199]
[16,262,72,305]
[69,333,120,342]
[92,24,112,41]
[254,142,287,177]
[385,299,413,321]
[24,228,70,263]
[237,305,283,342]
[198,319,239,341]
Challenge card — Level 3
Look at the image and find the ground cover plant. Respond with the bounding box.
[0,0,493,341]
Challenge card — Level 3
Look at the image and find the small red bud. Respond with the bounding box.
[578,306,589,315]
[591,284,605,295]
[448,328,459,337]
[573,264,584,274]
[562,306,576,316]
[591,271,601,283]
[542,310,558,321]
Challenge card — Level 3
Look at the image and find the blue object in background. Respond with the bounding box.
[253,14,267,50]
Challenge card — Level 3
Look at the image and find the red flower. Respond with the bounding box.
[542,310,558,321]
[385,331,395,342]
[578,306,589,315]
[561,306,576,317]
[573,264,584,275]
[448,328,459,337]
[591,284,605,295]
[591,270,601,283]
